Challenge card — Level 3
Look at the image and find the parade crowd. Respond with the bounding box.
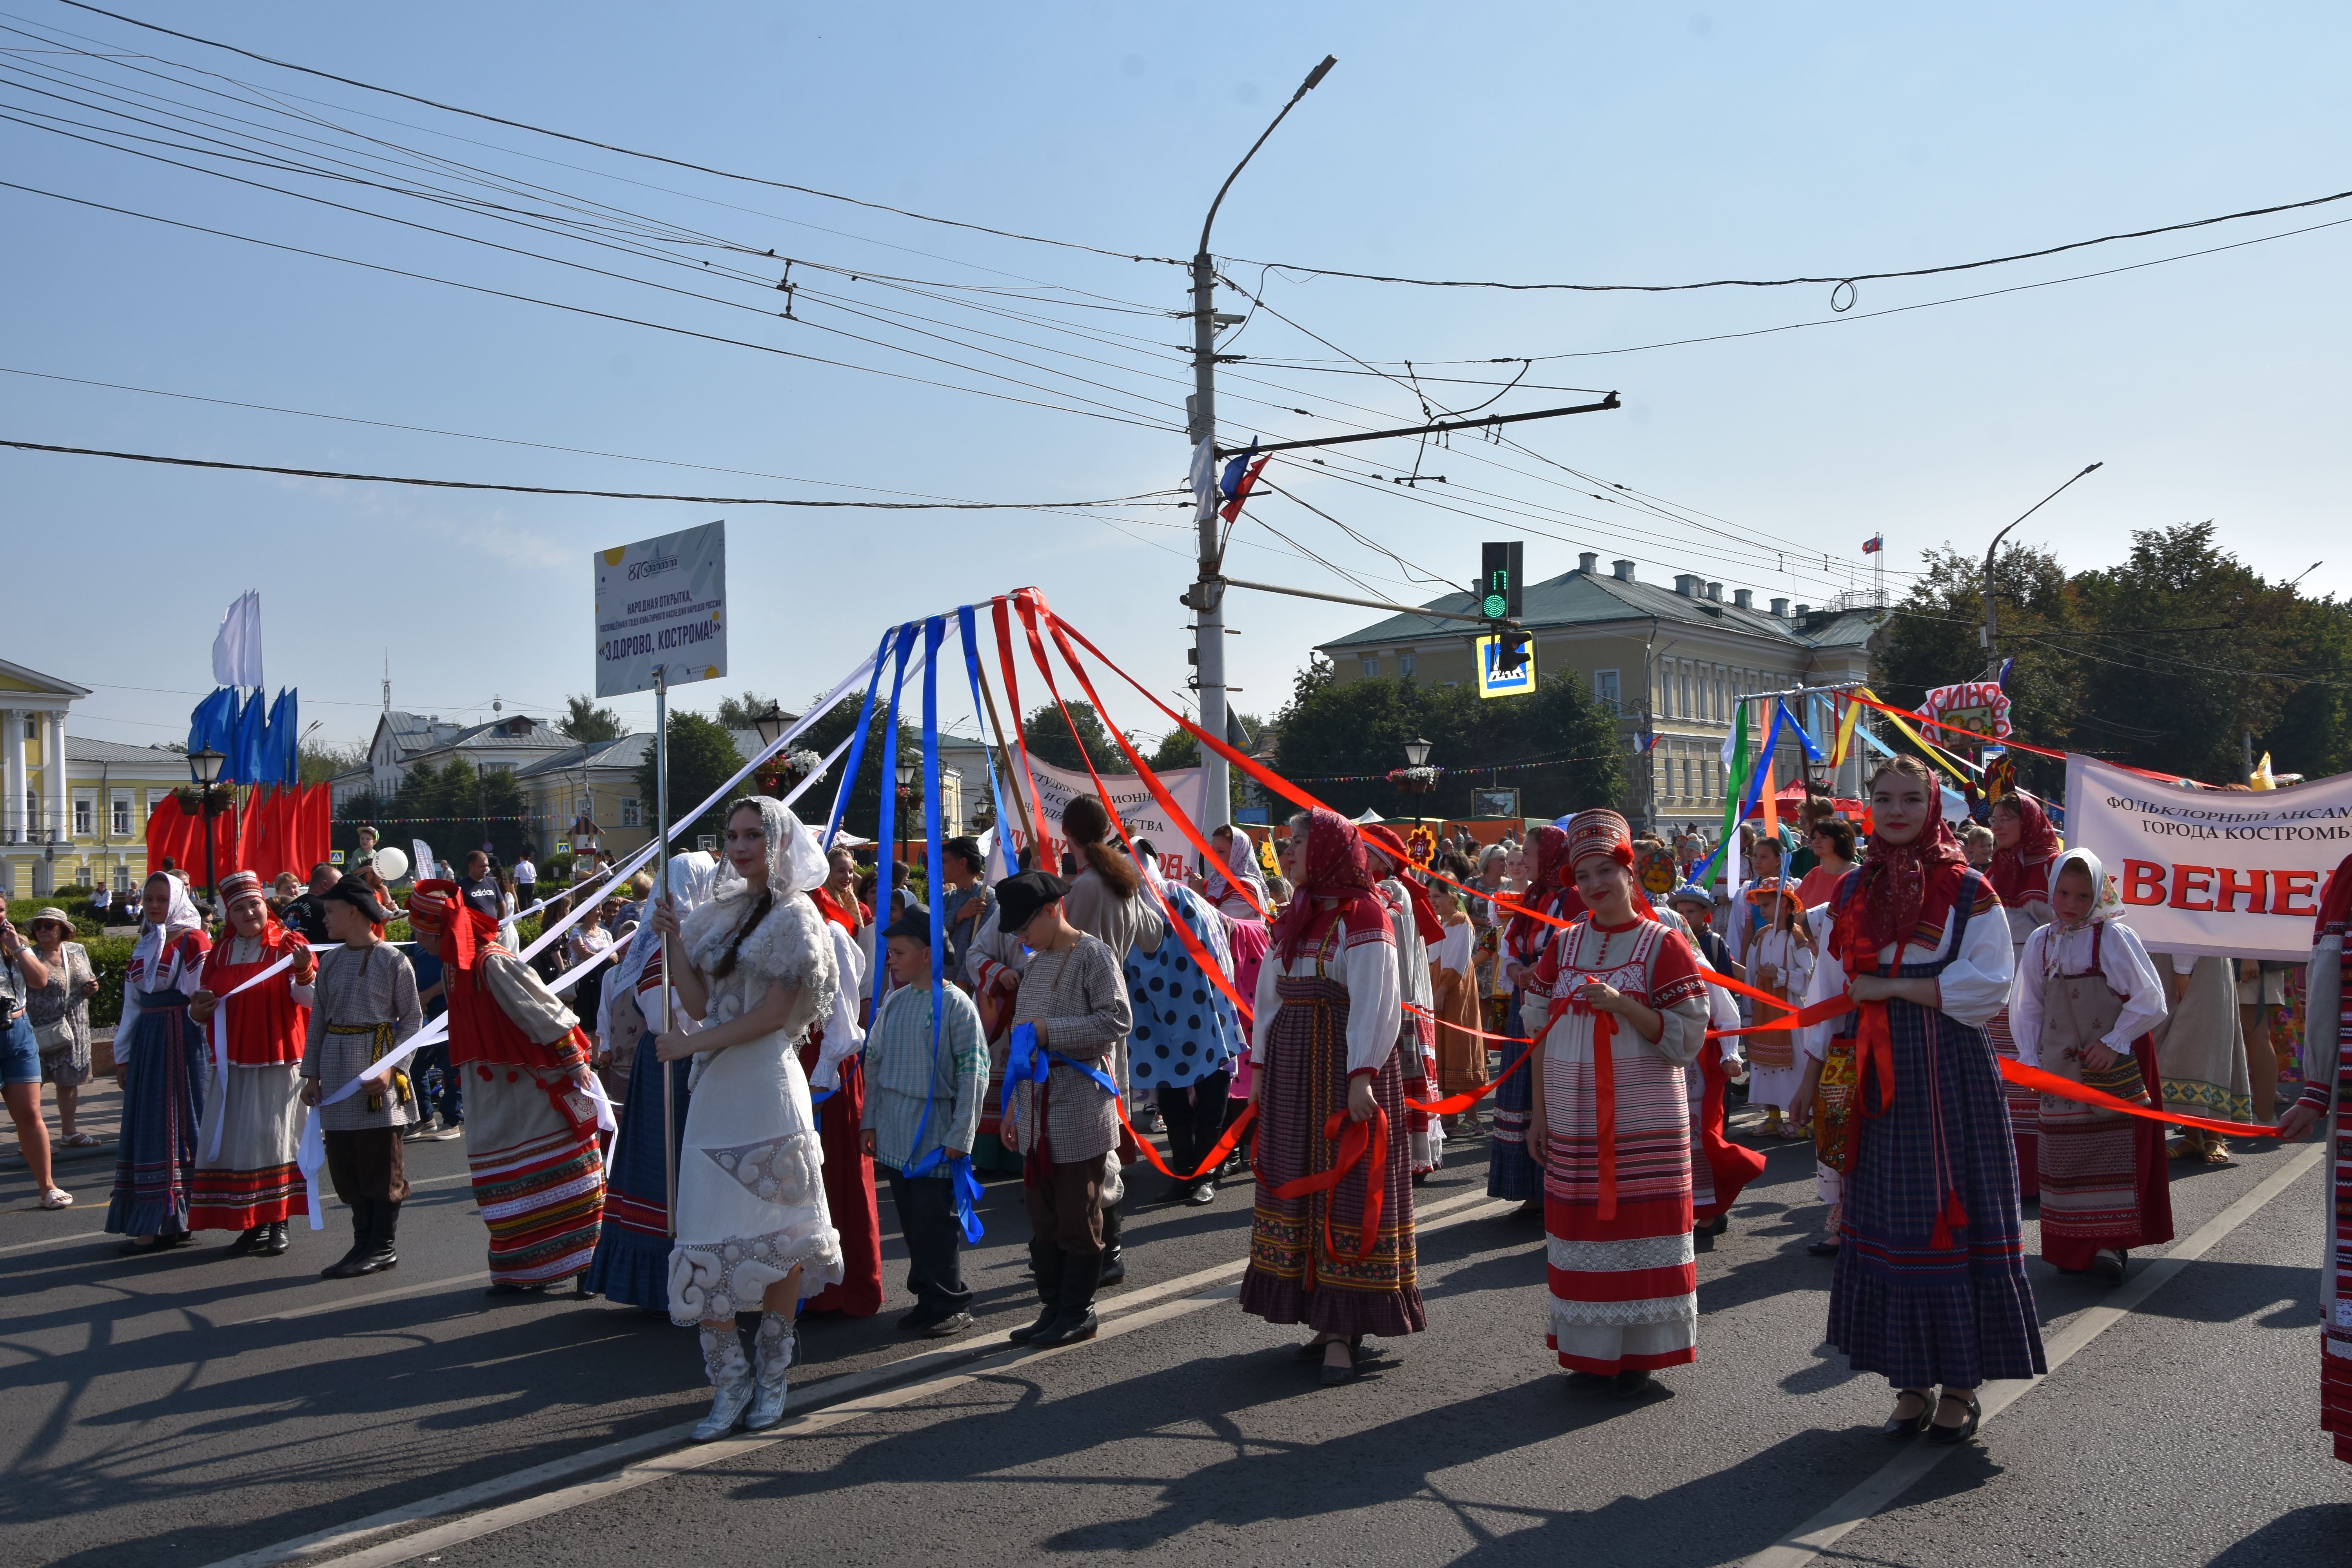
[3,766,2346,1462]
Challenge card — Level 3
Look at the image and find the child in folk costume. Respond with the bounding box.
[188,871,316,1257]
[586,852,720,1313]
[997,870,1133,1352]
[1984,793,2060,1196]
[1241,809,1419,1387]
[2276,851,2352,1466]
[1428,868,1488,1135]
[1361,824,1446,1180]
[1746,888,1818,1139]
[1492,825,1586,1212]
[405,880,607,1297]
[1526,811,1713,1399]
[2006,848,2173,1284]
[301,879,423,1278]
[1661,886,1766,1241]
[1806,755,2038,1446]
[109,873,213,1252]
[862,907,988,1337]
[647,797,844,1440]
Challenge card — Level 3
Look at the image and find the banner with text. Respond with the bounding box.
[593,521,727,697]
[2064,752,2352,961]
[981,755,1212,882]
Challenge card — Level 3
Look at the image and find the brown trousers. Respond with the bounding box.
[324,1127,410,1205]
[1024,1153,1108,1257]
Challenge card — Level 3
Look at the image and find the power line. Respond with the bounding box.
[54,0,1186,267]
[0,437,1191,509]
[1227,185,2352,301]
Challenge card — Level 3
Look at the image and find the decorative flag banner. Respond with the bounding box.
[1862,534,1883,555]
[212,590,264,690]
[2065,751,2352,962]
[1220,452,1269,523]
[1188,437,1218,520]
[1920,679,2014,743]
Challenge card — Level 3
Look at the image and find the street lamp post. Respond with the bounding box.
[895,756,917,876]
[188,745,225,922]
[1403,736,1433,769]
[1186,53,1338,838]
[1982,463,2102,673]
[752,704,788,796]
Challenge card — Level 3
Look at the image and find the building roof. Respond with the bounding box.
[0,657,93,699]
[514,733,651,780]
[65,736,190,768]
[1316,564,1886,652]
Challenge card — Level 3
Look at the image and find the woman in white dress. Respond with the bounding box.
[648,797,844,1441]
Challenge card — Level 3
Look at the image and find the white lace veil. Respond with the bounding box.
[712,796,829,902]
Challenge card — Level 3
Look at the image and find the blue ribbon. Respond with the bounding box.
[1000,1022,1122,1126]
[956,604,1020,880]
[823,626,899,852]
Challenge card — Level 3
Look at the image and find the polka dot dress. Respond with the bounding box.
[1124,912,1243,1090]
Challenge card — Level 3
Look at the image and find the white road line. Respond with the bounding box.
[209,1188,1512,1568]
[1740,1142,2324,1568]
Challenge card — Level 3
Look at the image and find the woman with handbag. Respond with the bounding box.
[23,907,100,1150]
[2006,848,2174,1283]
[1,911,71,1208]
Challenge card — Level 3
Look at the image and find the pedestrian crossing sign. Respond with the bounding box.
[1475,634,1537,699]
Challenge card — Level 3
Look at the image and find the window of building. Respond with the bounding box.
[1360,656,1380,679]
[1595,669,1621,712]
[114,864,132,894]
[1398,652,1416,679]
[620,797,642,828]
[112,793,132,837]
[73,795,93,836]
[1681,759,1692,800]
[1678,669,1691,717]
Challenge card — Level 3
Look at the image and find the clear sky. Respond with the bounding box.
[5,1,2345,757]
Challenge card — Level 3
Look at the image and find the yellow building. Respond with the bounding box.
[1,658,196,898]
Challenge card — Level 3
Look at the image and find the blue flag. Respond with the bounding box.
[232,688,268,783]
[263,688,299,785]
[187,686,239,756]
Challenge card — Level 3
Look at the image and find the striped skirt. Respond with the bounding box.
[2036,1042,2172,1270]
[106,993,207,1237]
[189,1062,307,1229]
[1239,975,1424,1339]
[1984,1006,2040,1197]
[1486,987,1542,1203]
[1827,999,2046,1389]
[1542,1026,1697,1374]
[465,1065,606,1286]
[586,1040,691,1310]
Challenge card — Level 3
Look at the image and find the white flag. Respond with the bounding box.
[211,591,264,689]
[1189,437,1218,523]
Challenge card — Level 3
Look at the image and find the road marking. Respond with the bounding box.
[1740,1142,2324,1568]
[210,1188,1512,1568]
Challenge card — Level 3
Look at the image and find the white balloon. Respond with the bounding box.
[372,846,410,883]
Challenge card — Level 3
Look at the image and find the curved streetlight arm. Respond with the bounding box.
[1984,461,2102,660]
[1199,55,1337,256]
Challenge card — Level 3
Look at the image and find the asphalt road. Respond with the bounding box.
[2,1109,2344,1568]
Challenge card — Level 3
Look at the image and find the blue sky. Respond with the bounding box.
[5,1,2346,756]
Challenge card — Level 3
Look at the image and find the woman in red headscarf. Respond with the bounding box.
[1238,808,1419,1387]
[187,870,316,1256]
[1488,825,1587,1211]
[1525,809,1712,1399]
[1982,793,2060,1197]
[1806,755,2040,1446]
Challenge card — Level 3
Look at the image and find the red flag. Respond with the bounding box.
[235,786,266,877]
[1220,455,1270,524]
[301,782,332,873]
[145,793,188,873]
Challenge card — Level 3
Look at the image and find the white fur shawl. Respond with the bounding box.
[682,888,838,1024]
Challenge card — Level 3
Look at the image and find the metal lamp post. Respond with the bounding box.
[189,745,225,921]
[1403,737,1432,769]
[752,704,788,795]
[895,756,917,874]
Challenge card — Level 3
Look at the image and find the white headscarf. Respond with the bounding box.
[132,875,203,981]
[2041,846,2123,980]
[1204,826,1269,917]
[601,851,719,1018]
[1138,853,1235,978]
[711,796,830,904]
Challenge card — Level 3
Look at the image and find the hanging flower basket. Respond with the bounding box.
[1387,766,1440,795]
[172,784,238,813]
[759,748,827,795]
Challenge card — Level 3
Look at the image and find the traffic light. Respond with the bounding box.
[1479,541,1522,621]
[1495,629,1532,674]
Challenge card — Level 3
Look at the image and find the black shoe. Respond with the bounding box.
[324,1243,396,1279]
[920,1310,976,1338]
[1608,1369,1652,1401]
[1806,1240,1841,1257]
[1185,1181,1216,1207]
[121,1234,183,1257]
[258,1221,290,1257]
[1926,1392,1981,1446]
[1701,1214,1730,1237]
[1028,1305,1098,1348]
[1097,1249,1126,1287]
[1009,1301,1060,1344]
[1884,1389,1933,1440]
[227,1224,266,1256]
[1564,1370,1610,1388]
[483,1280,548,1296]
[1160,1180,1197,1206]
[2094,1249,2127,1285]
[898,1305,944,1333]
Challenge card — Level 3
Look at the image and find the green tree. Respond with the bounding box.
[714,690,782,729]
[636,711,749,849]
[1272,666,1621,823]
[299,738,367,786]
[339,759,532,867]
[789,691,924,844]
[559,694,624,742]
[1021,701,1123,775]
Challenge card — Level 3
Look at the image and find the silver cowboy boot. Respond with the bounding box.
[693,1325,755,1441]
[744,1313,796,1431]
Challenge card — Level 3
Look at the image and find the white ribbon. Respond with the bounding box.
[201,943,332,1164]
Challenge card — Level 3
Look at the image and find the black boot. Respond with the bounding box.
[1029,1250,1101,1348]
[1097,1201,1125,1287]
[227,1223,267,1256]
[326,1200,398,1278]
[362,1200,401,1273]
[320,1201,370,1278]
[259,1220,290,1256]
[1009,1241,1065,1344]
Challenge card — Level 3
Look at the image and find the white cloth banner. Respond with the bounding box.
[2064,751,2352,961]
[212,590,263,690]
[985,755,1212,882]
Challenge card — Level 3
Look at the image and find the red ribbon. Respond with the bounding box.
[1261,1105,1388,1263]
[1997,1057,2279,1140]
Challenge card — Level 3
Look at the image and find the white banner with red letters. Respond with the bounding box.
[980,755,1211,882]
[2065,753,2351,961]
